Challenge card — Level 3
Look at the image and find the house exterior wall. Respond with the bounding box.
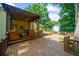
[13,20,28,30]
[0,4,7,39]
[12,20,37,36]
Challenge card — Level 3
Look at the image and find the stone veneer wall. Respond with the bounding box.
[74,4,79,55]
[74,4,79,41]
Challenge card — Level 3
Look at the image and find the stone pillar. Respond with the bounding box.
[74,4,79,55]
[74,4,79,41]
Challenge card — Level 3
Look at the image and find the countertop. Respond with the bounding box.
[0,36,7,43]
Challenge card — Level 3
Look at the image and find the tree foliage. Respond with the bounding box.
[59,3,75,32]
[25,3,55,30]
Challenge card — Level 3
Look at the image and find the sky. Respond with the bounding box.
[47,4,60,21]
[6,3,60,32]
[14,3,32,9]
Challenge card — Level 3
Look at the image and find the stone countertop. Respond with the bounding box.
[0,36,7,39]
[0,40,2,44]
[0,40,2,43]
[0,36,7,43]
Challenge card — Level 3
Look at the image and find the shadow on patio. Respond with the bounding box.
[5,34,72,56]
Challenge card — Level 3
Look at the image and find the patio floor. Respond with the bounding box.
[6,33,72,56]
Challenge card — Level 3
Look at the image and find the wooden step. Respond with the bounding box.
[8,35,42,45]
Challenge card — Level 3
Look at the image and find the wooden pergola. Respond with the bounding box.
[2,3,40,21]
[1,3,41,42]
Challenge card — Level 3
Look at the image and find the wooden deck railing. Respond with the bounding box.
[64,36,79,55]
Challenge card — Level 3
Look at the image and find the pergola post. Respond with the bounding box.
[36,19,40,34]
[27,21,31,36]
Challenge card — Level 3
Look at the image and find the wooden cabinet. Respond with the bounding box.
[9,30,20,41]
[28,30,35,36]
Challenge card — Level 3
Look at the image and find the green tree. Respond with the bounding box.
[25,3,54,30]
[59,3,75,32]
